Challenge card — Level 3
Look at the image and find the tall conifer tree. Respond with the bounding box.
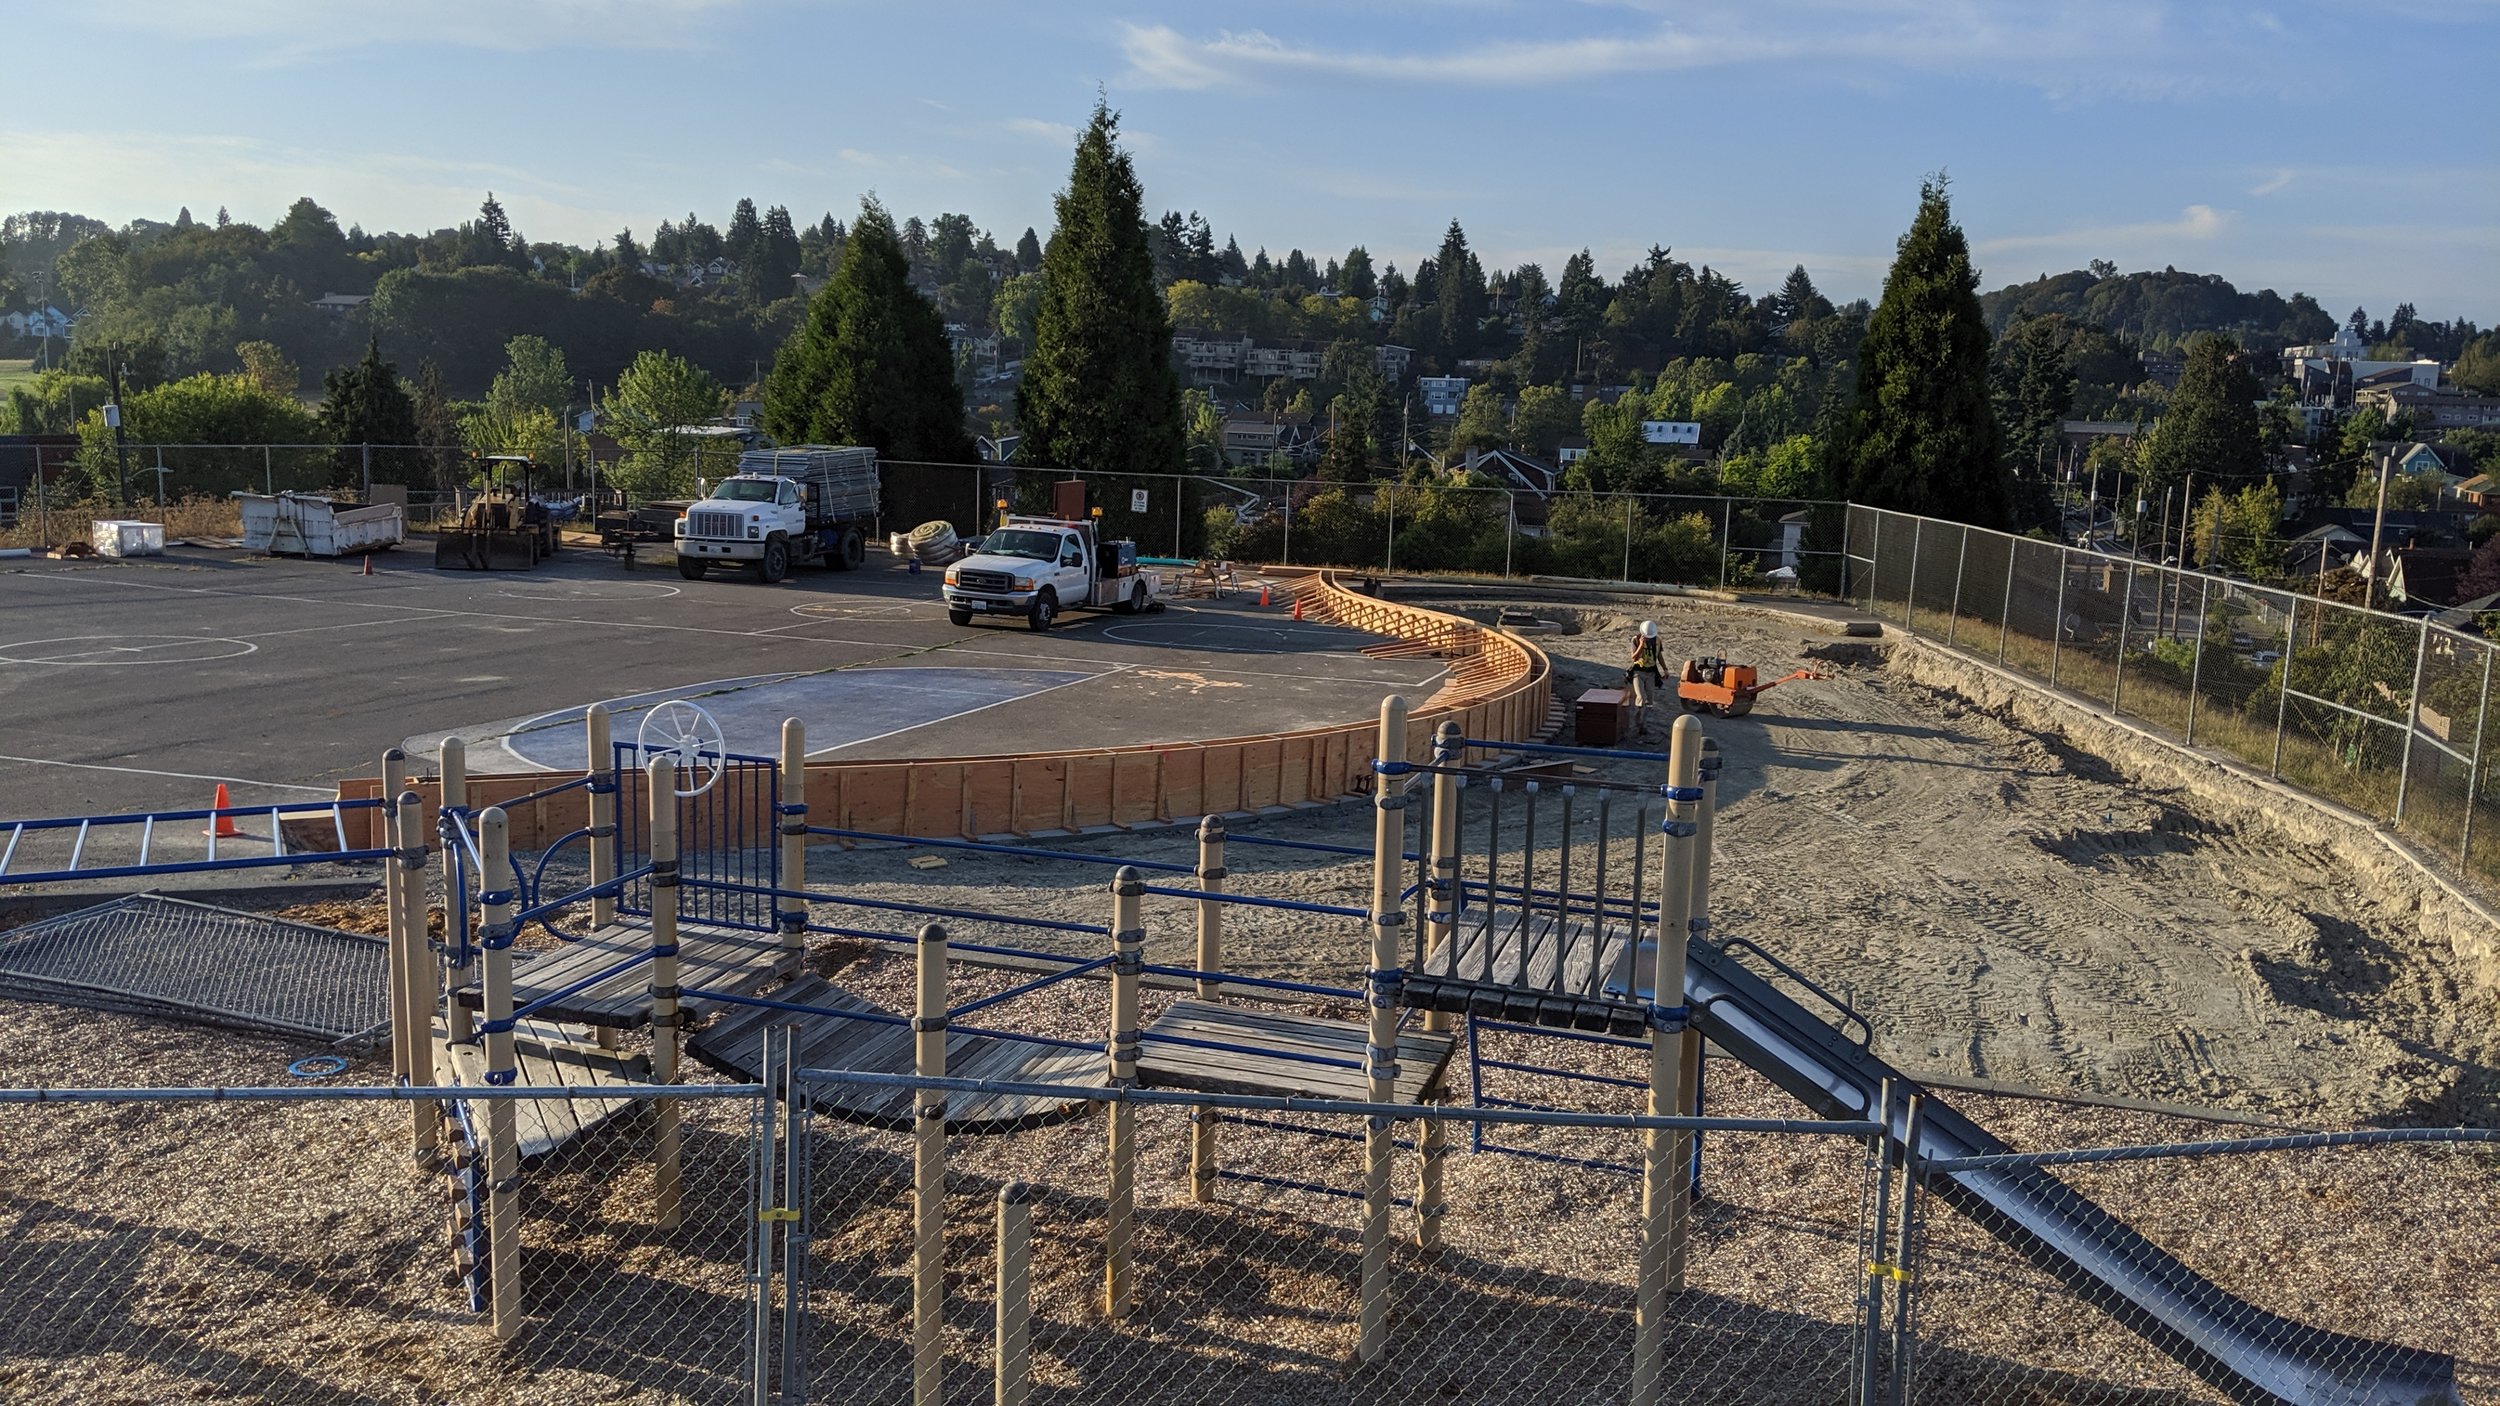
[761,199,973,462]
[1833,179,2008,525]
[1017,103,1186,540]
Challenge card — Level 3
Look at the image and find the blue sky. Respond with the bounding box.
[5,1,2495,320]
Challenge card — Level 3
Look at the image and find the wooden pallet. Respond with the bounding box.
[451,917,787,1028]
[1136,997,1454,1102]
[689,975,1103,1133]
[434,1018,650,1159]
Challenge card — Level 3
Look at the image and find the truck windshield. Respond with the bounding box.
[980,529,1063,561]
[713,479,779,502]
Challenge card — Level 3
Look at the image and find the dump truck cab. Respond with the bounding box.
[672,445,878,583]
[942,516,1158,630]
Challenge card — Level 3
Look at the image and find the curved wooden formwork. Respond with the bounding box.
[339,570,1552,849]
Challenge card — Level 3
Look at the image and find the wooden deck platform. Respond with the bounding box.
[1405,906,1649,1035]
[433,1018,651,1159]
[688,975,1104,1133]
[1136,998,1455,1102]
[450,916,788,1028]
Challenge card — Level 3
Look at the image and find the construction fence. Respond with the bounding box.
[2,1076,2491,1406]
[1844,503,2500,892]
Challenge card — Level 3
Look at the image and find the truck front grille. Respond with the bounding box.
[689,511,742,539]
[955,570,1016,592]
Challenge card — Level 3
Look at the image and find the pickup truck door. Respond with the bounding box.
[1054,538,1090,603]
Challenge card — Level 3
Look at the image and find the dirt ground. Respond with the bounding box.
[753,594,2500,1131]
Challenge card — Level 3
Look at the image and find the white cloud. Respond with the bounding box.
[87,0,745,61]
[1975,204,2231,255]
[1117,5,2208,94]
[2249,168,2296,196]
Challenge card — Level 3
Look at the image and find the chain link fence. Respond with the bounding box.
[1845,503,2500,893]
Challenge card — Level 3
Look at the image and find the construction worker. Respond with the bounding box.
[1627,619,1664,734]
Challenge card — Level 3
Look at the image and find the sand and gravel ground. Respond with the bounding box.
[6,588,2499,1402]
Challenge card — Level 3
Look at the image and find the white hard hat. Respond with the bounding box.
[1639,620,1657,638]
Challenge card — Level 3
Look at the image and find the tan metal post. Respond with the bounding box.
[913,921,948,1406]
[1188,816,1225,1203]
[439,737,472,1046]
[586,704,615,931]
[381,749,408,1084]
[1104,866,1144,1321]
[1416,719,1462,1252]
[648,756,684,1230]
[480,806,522,1340]
[1632,714,1702,1405]
[995,1181,1032,1406]
[396,790,440,1160]
[779,717,809,973]
[1358,695,1409,1363]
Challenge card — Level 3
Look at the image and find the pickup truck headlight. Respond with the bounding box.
[943,568,959,585]
[749,526,760,539]
[1014,576,1037,591]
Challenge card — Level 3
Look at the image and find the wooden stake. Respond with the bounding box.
[381,749,408,1085]
[995,1181,1032,1406]
[648,757,683,1231]
[1358,695,1408,1363]
[1632,714,1702,1405]
[480,805,522,1341]
[396,789,439,1161]
[780,717,809,972]
[914,921,948,1406]
[1188,816,1224,1204]
[1104,866,1143,1322]
[1416,719,1462,1252]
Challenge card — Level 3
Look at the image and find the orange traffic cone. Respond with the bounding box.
[1292,595,1305,622]
[1258,583,1272,607]
[362,555,373,576]
[203,783,243,839]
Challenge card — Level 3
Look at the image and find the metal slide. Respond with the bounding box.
[1680,938,2460,1406]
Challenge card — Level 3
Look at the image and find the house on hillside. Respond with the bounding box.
[2360,382,2500,433]
[1220,413,1316,468]
[2286,523,2367,577]
[1419,376,1467,418]
[308,294,369,315]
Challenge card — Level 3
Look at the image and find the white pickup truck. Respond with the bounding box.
[942,516,1162,630]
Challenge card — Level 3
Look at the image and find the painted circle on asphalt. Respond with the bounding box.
[494,581,683,602]
[789,601,923,620]
[0,634,262,666]
[1097,621,1357,654]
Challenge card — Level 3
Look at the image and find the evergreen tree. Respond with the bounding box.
[412,360,464,489]
[761,199,974,463]
[1435,221,1487,360]
[1339,246,1375,300]
[1218,235,1248,284]
[2136,334,2265,497]
[1017,103,1187,540]
[1831,179,2008,525]
[318,339,420,479]
[757,205,803,301]
[1016,226,1043,273]
[725,197,764,271]
[613,227,643,267]
[1991,313,2076,479]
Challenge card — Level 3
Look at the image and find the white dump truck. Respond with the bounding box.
[673,445,878,582]
[941,516,1162,630]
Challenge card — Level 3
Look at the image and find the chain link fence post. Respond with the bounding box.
[2111,562,2136,716]
[2048,545,2068,689]
[2395,617,2432,827]
[2273,595,2298,777]
[2465,645,2495,870]
[1997,534,2016,663]
[2185,575,2211,747]
[1904,517,1921,633]
[1720,499,1734,590]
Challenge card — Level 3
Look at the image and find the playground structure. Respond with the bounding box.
[0,568,2471,1404]
[381,698,2459,1402]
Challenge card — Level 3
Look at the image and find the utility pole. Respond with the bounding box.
[2365,451,2394,612]
[106,362,132,509]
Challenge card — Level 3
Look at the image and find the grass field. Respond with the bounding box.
[0,358,36,393]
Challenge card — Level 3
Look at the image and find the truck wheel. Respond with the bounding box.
[677,556,707,581]
[1112,581,1140,614]
[948,609,973,628]
[1027,591,1057,632]
[831,527,865,572]
[758,537,790,584]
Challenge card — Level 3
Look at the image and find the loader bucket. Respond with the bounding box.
[434,532,487,570]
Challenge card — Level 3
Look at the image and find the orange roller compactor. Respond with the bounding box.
[1675,657,1829,717]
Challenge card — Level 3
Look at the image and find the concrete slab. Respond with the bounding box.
[0,545,1442,821]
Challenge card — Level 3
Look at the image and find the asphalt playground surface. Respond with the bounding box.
[0,543,1443,824]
